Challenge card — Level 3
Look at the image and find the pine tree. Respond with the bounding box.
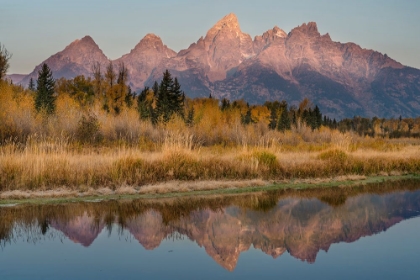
[221,98,231,111]
[292,110,297,127]
[172,77,185,118]
[277,101,291,132]
[125,86,134,108]
[152,81,159,96]
[185,107,195,127]
[35,63,56,114]
[241,108,254,125]
[28,77,35,91]
[307,108,317,130]
[155,70,173,122]
[155,70,185,123]
[313,105,322,129]
[268,107,278,130]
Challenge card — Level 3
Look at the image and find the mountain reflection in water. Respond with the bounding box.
[1,181,420,271]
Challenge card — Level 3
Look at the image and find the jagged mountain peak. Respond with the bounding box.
[213,13,239,30]
[132,33,166,51]
[116,33,176,90]
[253,26,287,53]
[68,35,100,50]
[79,35,96,44]
[19,34,108,87]
[193,13,255,81]
[143,33,162,41]
[291,22,320,37]
[205,13,243,40]
[56,34,107,61]
[272,26,287,38]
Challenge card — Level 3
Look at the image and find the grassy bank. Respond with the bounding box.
[1,135,420,193]
[1,174,419,206]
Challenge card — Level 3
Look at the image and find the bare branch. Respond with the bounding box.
[0,43,12,80]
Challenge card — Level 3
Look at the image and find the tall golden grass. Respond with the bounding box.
[1,134,420,192]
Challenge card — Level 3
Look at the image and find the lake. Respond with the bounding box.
[1,181,420,279]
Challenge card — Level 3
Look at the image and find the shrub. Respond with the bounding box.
[75,114,102,144]
[253,151,277,167]
[318,149,348,163]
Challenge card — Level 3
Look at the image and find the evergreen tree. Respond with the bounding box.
[28,77,35,91]
[333,118,337,129]
[398,115,402,130]
[277,101,291,131]
[155,70,185,123]
[35,63,56,114]
[268,107,278,130]
[291,110,297,127]
[302,109,309,126]
[241,108,254,125]
[185,107,195,127]
[313,105,322,129]
[306,108,317,130]
[155,70,173,122]
[125,86,134,108]
[221,98,231,111]
[172,77,185,118]
[152,81,159,96]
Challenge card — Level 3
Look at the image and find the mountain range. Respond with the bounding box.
[12,13,420,118]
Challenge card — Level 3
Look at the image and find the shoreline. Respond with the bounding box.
[1,174,419,206]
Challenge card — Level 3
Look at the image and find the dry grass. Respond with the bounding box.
[137,179,268,194]
[0,179,268,199]
[1,135,420,196]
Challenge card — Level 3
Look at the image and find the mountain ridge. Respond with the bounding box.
[15,13,420,118]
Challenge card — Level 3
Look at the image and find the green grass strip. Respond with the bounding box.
[1,174,419,206]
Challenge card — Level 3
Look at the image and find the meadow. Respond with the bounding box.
[1,80,420,199]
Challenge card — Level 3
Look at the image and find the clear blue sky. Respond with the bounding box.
[1,0,419,74]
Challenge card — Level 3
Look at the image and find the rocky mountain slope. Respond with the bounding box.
[19,35,109,88]
[114,34,177,90]
[17,14,420,118]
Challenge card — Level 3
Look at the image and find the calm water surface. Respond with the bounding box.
[1,182,420,279]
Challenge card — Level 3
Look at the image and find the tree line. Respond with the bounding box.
[10,62,420,137]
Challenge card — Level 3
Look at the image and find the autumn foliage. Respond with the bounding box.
[1,68,420,193]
